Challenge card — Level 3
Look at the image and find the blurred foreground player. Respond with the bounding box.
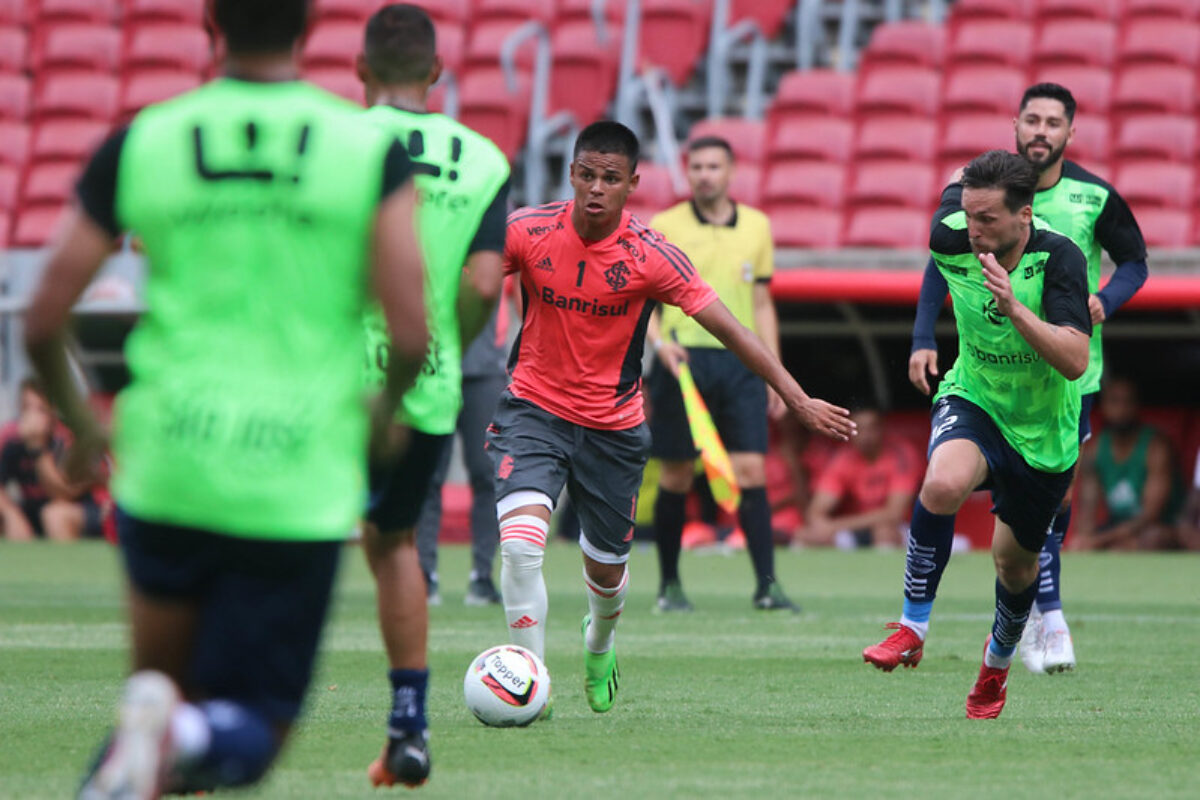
[356,4,509,789]
[25,1,428,796]
[491,121,854,715]
[863,151,1091,719]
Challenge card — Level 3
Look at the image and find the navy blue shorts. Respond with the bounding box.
[1079,391,1097,444]
[367,431,452,532]
[117,510,342,723]
[648,347,768,460]
[928,396,1075,553]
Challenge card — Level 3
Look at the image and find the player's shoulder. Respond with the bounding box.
[1060,160,1116,194]
[734,203,771,231]
[626,213,690,259]
[435,114,510,170]
[507,201,570,236]
[1031,224,1085,261]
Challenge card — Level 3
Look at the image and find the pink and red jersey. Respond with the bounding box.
[504,200,718,430]
[813,437,923,517]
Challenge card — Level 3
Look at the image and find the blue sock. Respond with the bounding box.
[990,577,1039,659]
[902,499,956,622]
[1035,507,1068,612]
[388,668,428,736]
[180,700,276,789]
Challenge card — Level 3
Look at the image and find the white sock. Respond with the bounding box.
[499,515,549,660]
[584,568,629,654]
[170,702,211,763]
[1042,608,1068,636]
[899,616,929,641]
[984,643,1013,670]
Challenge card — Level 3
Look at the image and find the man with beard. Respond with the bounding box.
[645,135,798,613]
[863,150,1091,719]
[908,83,1147,674]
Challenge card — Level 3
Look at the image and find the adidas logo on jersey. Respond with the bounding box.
[534,257,554,272]
[510,615,539,629]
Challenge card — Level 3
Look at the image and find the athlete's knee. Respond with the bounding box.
[992,549,1038,592]
[583,556,625,588]
[658,460,695,493]
[41,501,81,541]
[731,453,765,489]
[919,476,972,515]
[501,535,544,575]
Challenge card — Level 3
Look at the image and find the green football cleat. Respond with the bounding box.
[581,615,620,713]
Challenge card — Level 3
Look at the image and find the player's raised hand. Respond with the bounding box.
[908,348,939,395]
[979,252,1016,316]
[792,397,856,442]
[656,339,689,379]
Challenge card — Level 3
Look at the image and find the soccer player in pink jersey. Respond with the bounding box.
[487,121,855,714]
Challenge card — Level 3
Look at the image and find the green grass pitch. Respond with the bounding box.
[1,541,1197,799]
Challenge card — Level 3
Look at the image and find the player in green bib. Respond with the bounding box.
[910,83,1148,674]
[862,151,1092,720]
[355,5,510,789]
[24,2,428,796]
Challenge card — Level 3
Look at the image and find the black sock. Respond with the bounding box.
[654,488,687,585]
[991,577,1039,657]
[738,487,774,588]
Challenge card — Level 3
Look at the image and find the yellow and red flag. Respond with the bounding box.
[676,362,741,513]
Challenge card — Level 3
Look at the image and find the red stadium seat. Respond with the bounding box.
[120,70,202,117]
[1113,161,1193,210]
[763,161,845,209]
[769,207,842,248]
[948,0,1034,20]
[688,117,766,164]
[0,119,28,164]
[12,204,64,247]
[0,72,28,119]
[476,0,555,25]
[0,0,26,26]
[0,25,25,72]
[847,162,937,210]
[947,21,1034,69]
[1118,20,1200,67]
[465,21,534,75]
[0,161,16,208]
[31,24,122,72]
[36,0,118,23]
[1066,117,1112,163]
[1112,65,1196,116]
[938,114,1014,166]
[420,0,472,25]
[559,0,627,24]
[549,20,621,125]
[770,70,855,119]
[767,117,854,163]
[843,207,928,248]
[729,162,762,206]
[942,66,1027,114]
[1032,65,1111,114]
[435,22,466,75]
[311,0,379,24]
[731,0,792,39]
[1035,0,1121,22]
[123,23,213,73]
[1032,20,1116,68]
[31,118,110,163]
[640,0,712,85]
[121,0,205,25]
[854,116,936,162]
[21,161,77,205]
[34,73,120,120]
[855,67,940,118]
[859,21,945,72]
[304,67,364,105]
[631,162,684,212]
[1134,208,1192,247]
[1114,115,1197,162]
[457,68,530,159]
[303,21,362,71]
[1122,0,1200,22]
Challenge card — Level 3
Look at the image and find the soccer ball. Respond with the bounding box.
[463,644,550,727]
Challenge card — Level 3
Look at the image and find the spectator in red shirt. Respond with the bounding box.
[799,407,921,549]
[0,377,107,541]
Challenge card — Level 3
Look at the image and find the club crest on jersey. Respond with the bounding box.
[605,260,630,291]
[982,297,1005,325]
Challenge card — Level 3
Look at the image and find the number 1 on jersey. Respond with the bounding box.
[576,260,586,288]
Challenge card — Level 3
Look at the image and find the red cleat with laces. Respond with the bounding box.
[966,637,1010,719]
[862,622,924,671]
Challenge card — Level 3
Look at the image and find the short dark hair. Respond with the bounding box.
[962,149,1038,213]
[364,4,437,84]
[1019,83,1077,123]
[573,121,639,171]
[212,0,309,55]
[687,135,734,161]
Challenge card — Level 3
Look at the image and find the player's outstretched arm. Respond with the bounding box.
[909,257,948,395]
[979,252,1089,380]
[24,208,112,484]
[457,250,504,349]
[691,300,855,441]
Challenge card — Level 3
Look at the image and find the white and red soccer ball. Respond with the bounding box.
[463,644,550,727]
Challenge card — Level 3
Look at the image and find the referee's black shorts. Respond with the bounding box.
[647,347,768,461]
